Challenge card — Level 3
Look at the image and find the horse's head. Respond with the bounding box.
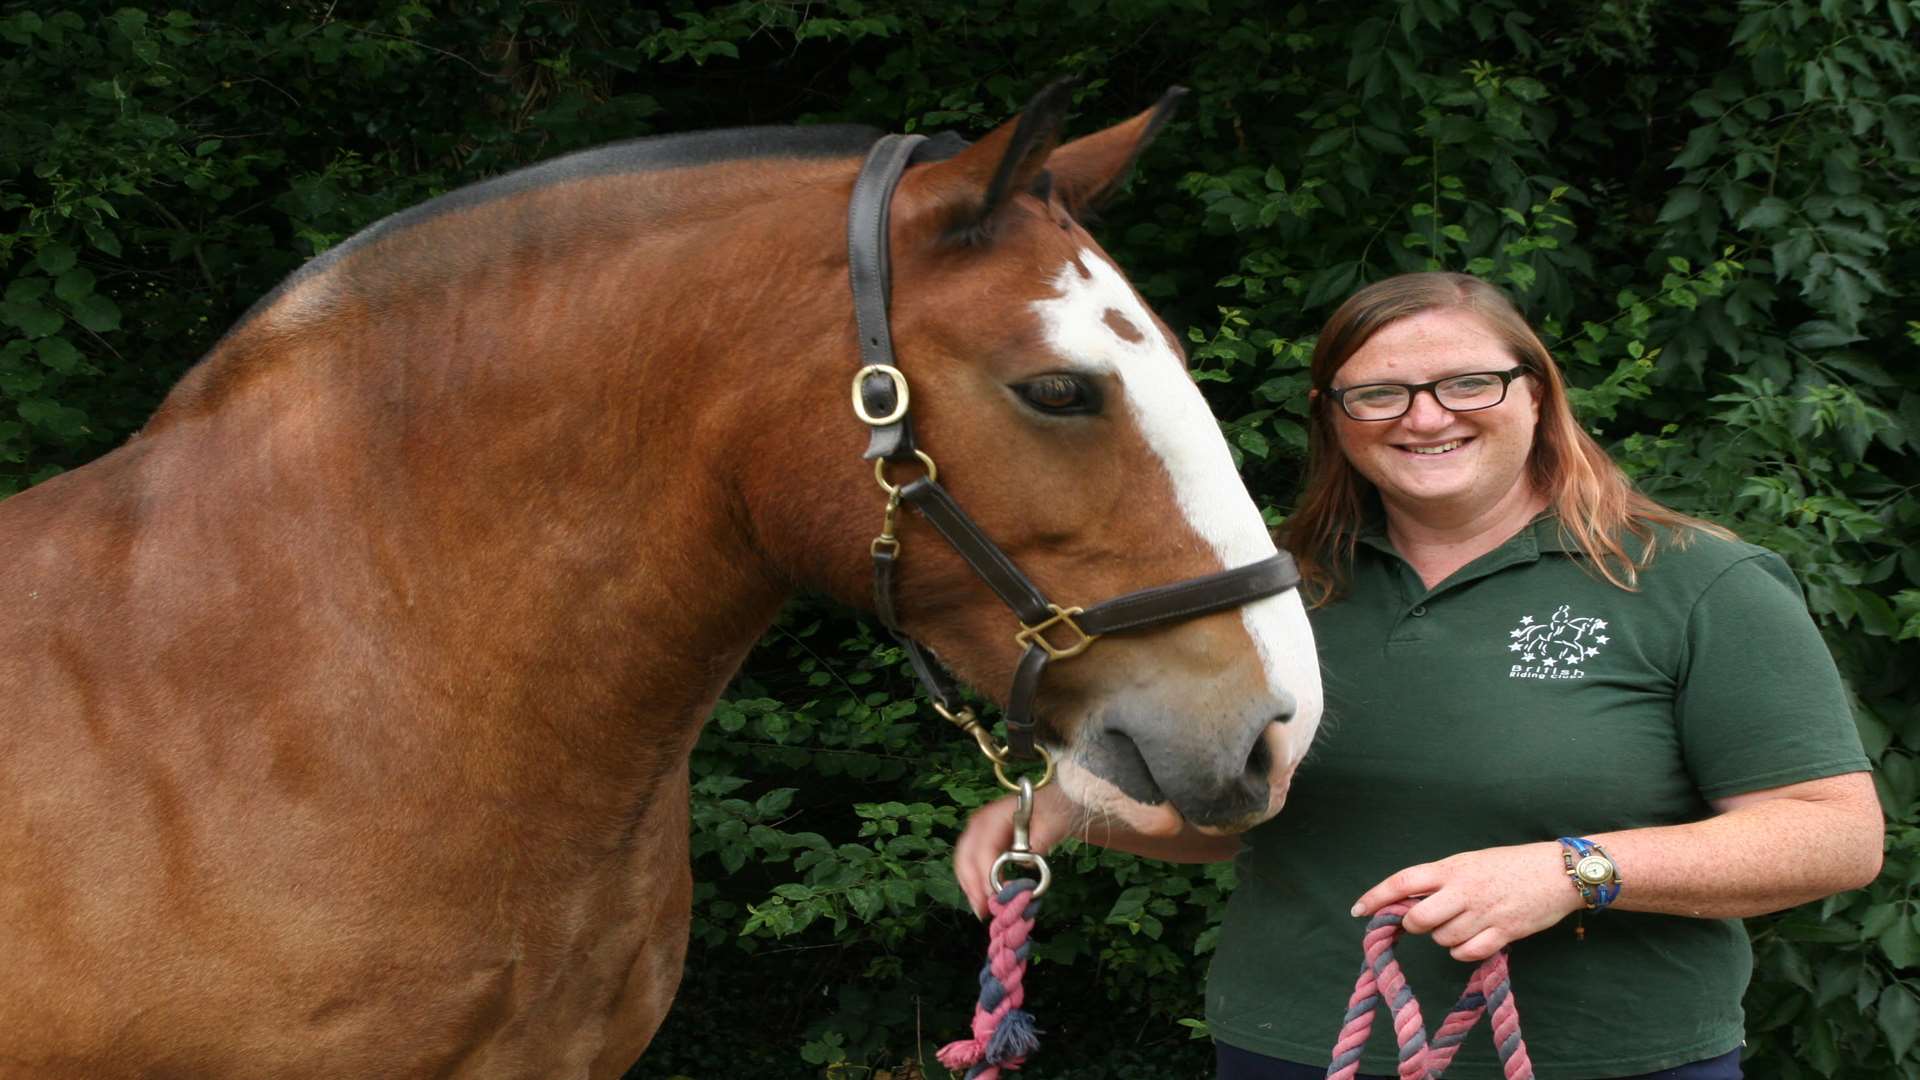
[748,87,1321,838]
[865,89,1325,837]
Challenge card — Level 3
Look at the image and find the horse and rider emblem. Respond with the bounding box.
[1507,604,1611,679]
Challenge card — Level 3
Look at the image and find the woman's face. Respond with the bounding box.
[1327,308,1541,521]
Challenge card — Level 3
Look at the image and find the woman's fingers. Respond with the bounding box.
[952,784,1086,919]
[953,796,1017,919]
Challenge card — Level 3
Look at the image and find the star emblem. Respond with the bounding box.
[1585,647,1599,657]
[1509,642,1522,652]
[1596,635,1609,645]
[1543,657,1557,667]
[1519,615,1535,625]
[1592,619,1608,630]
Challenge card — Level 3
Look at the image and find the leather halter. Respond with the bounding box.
[846,132,1301,763]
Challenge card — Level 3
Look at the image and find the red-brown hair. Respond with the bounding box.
[1282,272,1730,606]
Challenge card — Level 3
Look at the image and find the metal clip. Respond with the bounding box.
[934,701,1009,765]
[870,491,903,558]
[989,776,1051,897]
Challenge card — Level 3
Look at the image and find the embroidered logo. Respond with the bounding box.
[1506,604,1610,681]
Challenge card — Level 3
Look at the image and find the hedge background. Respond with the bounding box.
[2,2,1915,1077]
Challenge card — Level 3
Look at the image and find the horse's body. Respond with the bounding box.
[0,96,1319,1078]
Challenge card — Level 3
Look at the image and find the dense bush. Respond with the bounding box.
[2,2,1915,1077]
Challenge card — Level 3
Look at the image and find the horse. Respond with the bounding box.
[0,83,1323,1078]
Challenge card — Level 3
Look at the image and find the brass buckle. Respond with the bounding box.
[1015,604,1099,660]
[851,364,910,426]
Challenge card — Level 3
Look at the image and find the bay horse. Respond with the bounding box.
[0,85,1322,1078]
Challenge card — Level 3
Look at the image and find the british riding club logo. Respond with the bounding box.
[1507,604,1610,680]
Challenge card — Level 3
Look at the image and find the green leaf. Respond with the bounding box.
[1505,77,1547,102]
[5,276,49,304]
[54,269,97,304]
[1425,115,1479,144]
[1657,187,1702,223]
[35,243,77,275]
[69,294,121,333]
[1880,911,1920,968]
[1671,125,1721,170]
[1880,984,1920,1061]
[34,337,84,375]
[83,221,121,257]
[1789,321,1865,350]
[1739,198,1794,230]
[2,300,64,339]
[1306,127,1351,157]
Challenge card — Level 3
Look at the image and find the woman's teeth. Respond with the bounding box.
[1405,439,1465,455]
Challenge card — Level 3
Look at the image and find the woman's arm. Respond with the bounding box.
[953,782,1243,918]
[1350,771,1884,961]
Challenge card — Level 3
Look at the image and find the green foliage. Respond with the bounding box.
[2,1,1916,1077]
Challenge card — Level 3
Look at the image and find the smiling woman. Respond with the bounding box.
[1197,273,1884,1080]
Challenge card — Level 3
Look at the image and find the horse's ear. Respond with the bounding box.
[902,78,1075,241]
[1046,86,1187,218]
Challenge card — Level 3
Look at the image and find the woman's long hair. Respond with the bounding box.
[1281,272,1730,606]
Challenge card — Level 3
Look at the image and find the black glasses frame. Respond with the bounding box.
[1325,365,1531,422]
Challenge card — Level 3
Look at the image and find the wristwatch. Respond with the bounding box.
[1558,836,1621,911]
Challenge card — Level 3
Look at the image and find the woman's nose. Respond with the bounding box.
[1399,387,1453,429]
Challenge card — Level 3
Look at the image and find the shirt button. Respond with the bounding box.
[1410,605,1428,617]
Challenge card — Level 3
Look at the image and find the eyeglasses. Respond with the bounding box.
[1324,366,1530,422]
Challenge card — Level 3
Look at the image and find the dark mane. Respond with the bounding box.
[221,124,892,343]
[147,123,973,431]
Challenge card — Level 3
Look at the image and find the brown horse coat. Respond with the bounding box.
[0,95,1320,1078]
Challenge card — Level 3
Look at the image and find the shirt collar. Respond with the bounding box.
[1353,507,1581,562]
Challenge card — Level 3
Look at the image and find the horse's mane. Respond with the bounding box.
[152,124,971,430]
[227,125,891,341]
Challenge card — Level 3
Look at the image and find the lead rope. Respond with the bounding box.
[939,776,1051,1079]
[1327,901,1534,1080]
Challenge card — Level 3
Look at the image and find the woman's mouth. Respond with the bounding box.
[1398,438,1471,456]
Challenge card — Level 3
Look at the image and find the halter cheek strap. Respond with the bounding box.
[847,132,1301,764]
[849,133,927,464]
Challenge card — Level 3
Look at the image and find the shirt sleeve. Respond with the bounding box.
[1675,552,1871,800]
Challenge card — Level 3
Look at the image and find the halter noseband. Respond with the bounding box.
[846,133,1301,768]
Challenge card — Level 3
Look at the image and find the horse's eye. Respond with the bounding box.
[1016,374,1099,415]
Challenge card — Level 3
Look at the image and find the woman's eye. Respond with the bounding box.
[1017,375,1097,414]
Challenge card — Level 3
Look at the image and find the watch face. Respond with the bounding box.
[1576,855,1613,885]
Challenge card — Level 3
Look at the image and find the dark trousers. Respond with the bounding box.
[1214,1042,1743,1080]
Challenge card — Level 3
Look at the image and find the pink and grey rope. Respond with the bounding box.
[1327,900,1534,1080]
[939,878,1042,1079]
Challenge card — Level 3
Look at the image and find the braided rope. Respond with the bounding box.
[938,878,1042,1079]
[1325,901,1534,1080]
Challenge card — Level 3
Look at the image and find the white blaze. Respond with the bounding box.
[1029,250,1324,744]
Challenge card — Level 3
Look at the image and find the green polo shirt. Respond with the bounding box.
[1206,515,1868,1078]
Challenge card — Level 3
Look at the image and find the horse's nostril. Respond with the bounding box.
[1243,728,1273,779]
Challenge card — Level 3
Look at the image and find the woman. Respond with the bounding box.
[952,272,1883,1079]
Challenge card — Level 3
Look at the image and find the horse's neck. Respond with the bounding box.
[132,173,855,799]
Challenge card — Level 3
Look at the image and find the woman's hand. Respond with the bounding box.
[952,782,1087,919]
[1350,842,1582,961]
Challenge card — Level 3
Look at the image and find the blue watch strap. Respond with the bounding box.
[1558,836,1621,910]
